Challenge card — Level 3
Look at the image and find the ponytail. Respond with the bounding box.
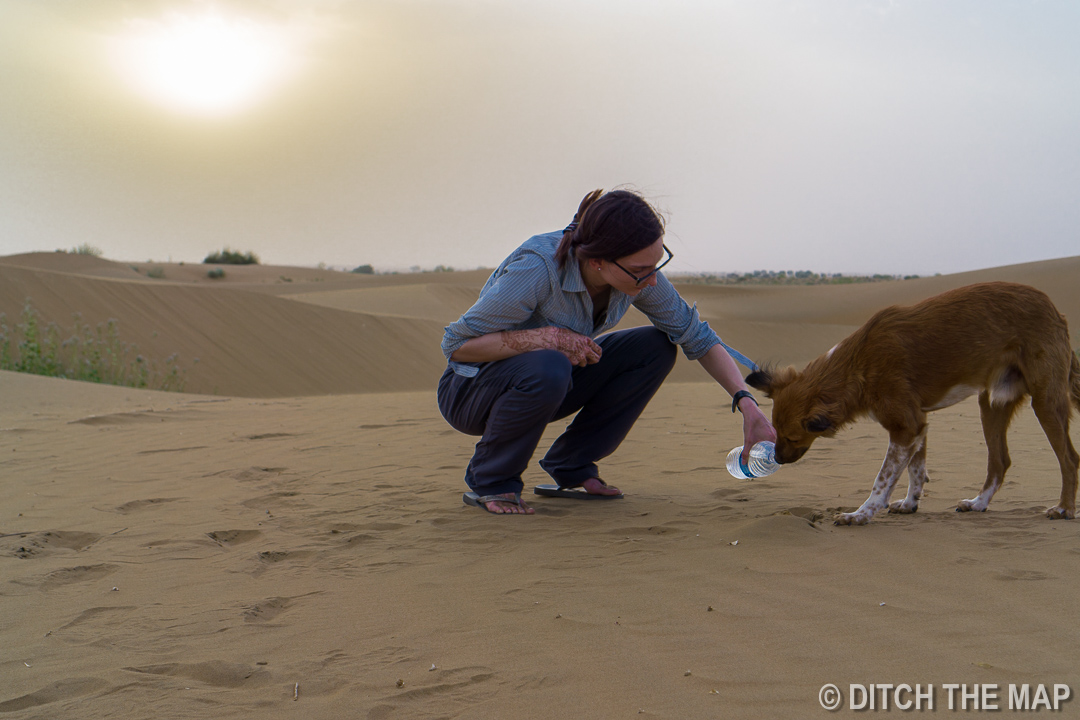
[554,189,604,268]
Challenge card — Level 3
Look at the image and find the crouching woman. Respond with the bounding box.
[438,189,775,514]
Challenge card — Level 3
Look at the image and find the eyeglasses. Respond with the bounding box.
[611,244,674,285]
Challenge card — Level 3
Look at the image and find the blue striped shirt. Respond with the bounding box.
[442,231,723,377]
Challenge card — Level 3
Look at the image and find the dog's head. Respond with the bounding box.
[745,366,843,464]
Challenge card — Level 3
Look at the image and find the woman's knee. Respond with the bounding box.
[517,350,573,394]
[634,327,677,370]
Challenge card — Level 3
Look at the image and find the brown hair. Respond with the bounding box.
[554,189,665,269]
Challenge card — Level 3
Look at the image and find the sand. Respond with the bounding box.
[2,252,1079,718]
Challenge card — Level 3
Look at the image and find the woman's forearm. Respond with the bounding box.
[450,327,602,366]
[450,329,548,363]
[697,343,777,452]
[697,343,753,399]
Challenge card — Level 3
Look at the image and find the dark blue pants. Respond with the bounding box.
[437,327,677,497]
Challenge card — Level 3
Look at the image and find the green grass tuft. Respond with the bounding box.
[0,300,186,391]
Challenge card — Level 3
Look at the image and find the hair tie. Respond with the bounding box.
[564,221,578,234]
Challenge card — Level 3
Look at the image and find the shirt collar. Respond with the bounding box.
[559,255,589,293]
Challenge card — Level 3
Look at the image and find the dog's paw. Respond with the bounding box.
[833,511,871,526]
[956,498,988,513]
[888,499,919,514]
[1046,505,1075,520]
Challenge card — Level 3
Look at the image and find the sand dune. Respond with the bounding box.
[0,259,448,396]
[2,252,1079,718]
[6,252,1077,395]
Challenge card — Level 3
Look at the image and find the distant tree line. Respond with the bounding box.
[669,270,923,286]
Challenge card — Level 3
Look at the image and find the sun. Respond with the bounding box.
[109,10,300,117]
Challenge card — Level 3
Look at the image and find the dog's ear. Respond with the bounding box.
[746,366,796,398]
[804,415,833,433]
[745,370,773,395]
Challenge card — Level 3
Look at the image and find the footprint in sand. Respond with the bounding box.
[11,564,119,590]
[251,550,314,575]
[2,530,101,559]
[0,678,109,713]
[994,568,1056,582]
[367,667,496,718]
[122,660,272,688]
[230,467,287,482]
[241,492,300,510]
[113,498,179,514]
[206,530,261,545]
[243,596,293,622]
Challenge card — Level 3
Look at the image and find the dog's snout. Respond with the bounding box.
[775,444,809,465]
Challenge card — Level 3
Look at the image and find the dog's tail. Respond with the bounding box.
[1072,350,1080,413]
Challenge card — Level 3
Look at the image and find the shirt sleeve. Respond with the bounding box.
[631,273,722,361]
[441,251,554,359]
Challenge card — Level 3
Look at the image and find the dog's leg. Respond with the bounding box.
[1030,391,1079,520]
[958,392,1021,513]
[889,429,928,514]
[835,439,914,525]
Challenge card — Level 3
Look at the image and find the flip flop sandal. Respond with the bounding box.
[533,481,623,500]
[463,492,528,514]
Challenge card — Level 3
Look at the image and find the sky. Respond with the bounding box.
[1,0,1078,276]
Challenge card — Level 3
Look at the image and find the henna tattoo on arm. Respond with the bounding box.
[499,327,601,366]
[500,328,548,355]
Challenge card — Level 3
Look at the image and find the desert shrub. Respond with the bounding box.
[207,268,226,279]
[69,243,104,257]
[0,300,185,391]
[147,266,166,279]
[352,264,374,274]
[203,248,259,265]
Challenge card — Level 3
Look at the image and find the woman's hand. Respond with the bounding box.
[739,400,776,463]
[501,327,601,366]
[542,327,602,366]
[695,344,777,462]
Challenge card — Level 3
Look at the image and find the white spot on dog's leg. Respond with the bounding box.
[890,432,927,514]
[957,480,1000,513]
[836,441,913,525]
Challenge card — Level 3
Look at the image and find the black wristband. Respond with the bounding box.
[731,390,758,414]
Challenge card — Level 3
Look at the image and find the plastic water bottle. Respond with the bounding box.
[726,441,779,479]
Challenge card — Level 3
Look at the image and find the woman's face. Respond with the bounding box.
[597,238,666,296]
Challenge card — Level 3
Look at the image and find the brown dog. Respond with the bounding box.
[746,282,1080,525]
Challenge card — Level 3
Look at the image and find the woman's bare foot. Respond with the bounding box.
[480,493,535,514]
[582,478,621,496]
